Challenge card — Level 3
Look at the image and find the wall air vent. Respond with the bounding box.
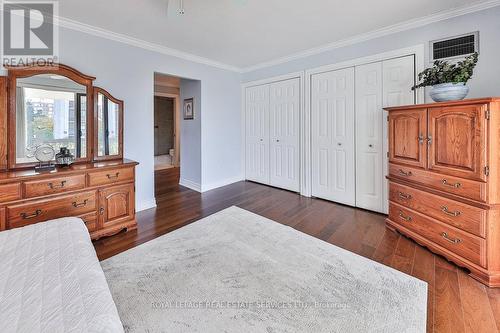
[430,32,479,61]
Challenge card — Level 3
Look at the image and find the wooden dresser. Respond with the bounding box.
[386,97,500,287]
[0,159,137,240]
[0,63,138,241]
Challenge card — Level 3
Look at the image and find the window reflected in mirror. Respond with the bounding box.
[97,92,120,157]
[16,74,87,164]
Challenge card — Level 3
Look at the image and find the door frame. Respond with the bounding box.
[154,92,181,167]
[241,71,305,194]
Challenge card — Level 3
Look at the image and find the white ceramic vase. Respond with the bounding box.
[429,82,469,102]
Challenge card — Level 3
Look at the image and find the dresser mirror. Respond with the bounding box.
[94,88,123,160]
[15,74,88,164]
[4,64,124,170]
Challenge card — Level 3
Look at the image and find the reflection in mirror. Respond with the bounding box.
[16,74,87,164]
[97,93,120,157]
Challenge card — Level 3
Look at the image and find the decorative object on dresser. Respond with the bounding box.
[55,147,75,167]
[32,144,56,171]
[385,97,500,287]
[412,52,478,102]
[0,63,137,240]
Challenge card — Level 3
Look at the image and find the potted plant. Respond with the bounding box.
[412,52,478,102]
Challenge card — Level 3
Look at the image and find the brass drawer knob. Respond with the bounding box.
[106,172,120,180]
[418,135,424,145]
[48,180,67,189]
[441,206,461,217]
[21,209,42,220]
[442,179,461,189]
[441,232,462,244]
[398,211,412,222]
[398,192,412,200]
[72,199,89,208]
[398,169,413,177]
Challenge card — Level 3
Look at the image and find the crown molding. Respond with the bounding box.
[240,0,500,73]
[56,16,241,73]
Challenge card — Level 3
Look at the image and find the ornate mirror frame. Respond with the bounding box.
[3,63,124,170]
[93,87,124,161]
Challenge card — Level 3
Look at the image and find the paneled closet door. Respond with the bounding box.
[382,56,416,213]
[355,62,384,213]
[245,85,270,184]
[269,78,301,192]
[311,68,355,205]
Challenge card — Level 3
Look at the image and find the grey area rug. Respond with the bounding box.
[102,206,427,333]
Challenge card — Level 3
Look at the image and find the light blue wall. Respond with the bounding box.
[242,6,500,100]
[57,26,242,210]
[180,78,202,185]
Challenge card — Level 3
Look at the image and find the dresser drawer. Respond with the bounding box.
[389,202,486,267]
[88,167,134,187]
[389,164,486,202]
[23,174,86,198]
[79,212,98,232]
[6,191,97,229]
[389,181,486,237]
[0,183,21,203]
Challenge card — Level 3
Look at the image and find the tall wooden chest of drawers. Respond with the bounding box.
[385,98,500,287]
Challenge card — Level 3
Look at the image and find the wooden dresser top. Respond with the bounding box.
[0,159,138,184]
[384,97,500,111]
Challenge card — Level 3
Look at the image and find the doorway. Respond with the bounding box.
[154,96,176,170]
[154,73,181,197]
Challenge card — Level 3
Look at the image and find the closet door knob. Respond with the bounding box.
[276,139,280,142]
[259,139,263,142]
[337,143,342,146]
[368,144,373,148]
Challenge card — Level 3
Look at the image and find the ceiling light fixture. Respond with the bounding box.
[178,0,185,15]
[166,0,185,16]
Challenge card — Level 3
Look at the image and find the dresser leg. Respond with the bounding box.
[385,219,398,233]
[125,224,137,232]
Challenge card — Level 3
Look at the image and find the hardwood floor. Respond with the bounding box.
[154,167,180,197]
[94,179,500,333]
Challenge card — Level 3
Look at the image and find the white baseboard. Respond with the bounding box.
[136,198,157,212]
[179,176,244,193]
[201,176,244,192]
[179,178,202,192]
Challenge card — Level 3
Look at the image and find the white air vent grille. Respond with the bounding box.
[430,32,479,61]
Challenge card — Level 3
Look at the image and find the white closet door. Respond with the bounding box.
[382,56,416,213]
[355,62,384,213]
[245,85,270,184]
[269,78,300,192]
[311,68,355,205]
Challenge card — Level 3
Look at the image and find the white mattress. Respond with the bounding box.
[0,218,124,333]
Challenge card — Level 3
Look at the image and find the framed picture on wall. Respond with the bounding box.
[183,98,194,120]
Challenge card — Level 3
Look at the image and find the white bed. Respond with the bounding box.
[0,218,124,333]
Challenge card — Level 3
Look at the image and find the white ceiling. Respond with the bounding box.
[58,0,495,70]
